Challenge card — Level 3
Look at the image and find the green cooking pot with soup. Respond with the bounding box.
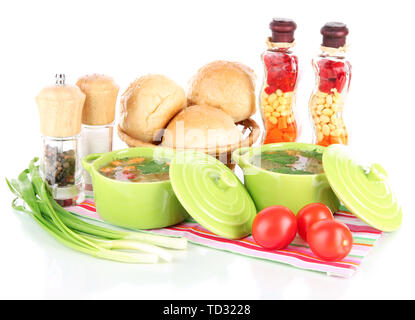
[82,147,187,229]
[232,143,340,214]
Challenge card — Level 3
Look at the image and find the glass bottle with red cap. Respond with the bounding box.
[260,18,299,144]
[309,22,351,147]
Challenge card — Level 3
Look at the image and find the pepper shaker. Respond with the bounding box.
[76,74,119,190]
[309,22,351,146]
[36,74,86,206]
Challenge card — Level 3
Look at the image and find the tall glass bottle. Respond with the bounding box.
[309,22,351,146]
[260,18,299,144]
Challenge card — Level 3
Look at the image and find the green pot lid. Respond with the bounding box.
[323,144,402,232]
[170,151,256,239]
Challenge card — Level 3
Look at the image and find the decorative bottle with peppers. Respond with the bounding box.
[309,22,351,146]
[260,18,299,144]
[36,74,86,206]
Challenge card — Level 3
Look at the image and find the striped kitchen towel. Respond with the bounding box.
[68,195,382,278]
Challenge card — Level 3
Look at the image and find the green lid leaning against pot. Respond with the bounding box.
[169,151,256,240]
[323,144,402,232]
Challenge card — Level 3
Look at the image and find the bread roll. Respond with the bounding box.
[76,74,119,125]
[161,105,242,150]
[188,61,256,122]
[119,75,186,143]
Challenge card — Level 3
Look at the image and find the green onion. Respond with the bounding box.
[6,158,187,263]
[82,235,173,262]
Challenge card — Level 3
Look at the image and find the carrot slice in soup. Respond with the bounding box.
[126,157,145,164]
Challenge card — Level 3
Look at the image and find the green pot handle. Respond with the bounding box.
[232,147,251,168]
[367,163,388,182]
[82,153,103,174]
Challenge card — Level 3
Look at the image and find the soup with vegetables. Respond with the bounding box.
[99,157,170,182]
[252,149,323,175]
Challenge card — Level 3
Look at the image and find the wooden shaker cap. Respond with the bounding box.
[76,74,119,125]
[36,77,85,137]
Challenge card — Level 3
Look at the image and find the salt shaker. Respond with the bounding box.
[76,74,119,190]
[36,74,86,206]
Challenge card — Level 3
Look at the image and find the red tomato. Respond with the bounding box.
[307,219,353,261]
[252,205,297,250]
[297,203,334,241]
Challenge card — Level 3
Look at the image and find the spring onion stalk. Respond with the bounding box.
[10,172,159,263]
[124,232,188,250]
[6,158,187,263]
[12,196,158,264]
[82,234,173,262]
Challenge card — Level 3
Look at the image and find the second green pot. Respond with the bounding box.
[232,143,340,214]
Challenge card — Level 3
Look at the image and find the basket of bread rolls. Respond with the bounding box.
[117,60,261,168]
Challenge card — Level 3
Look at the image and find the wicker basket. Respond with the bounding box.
[117,118,261,168]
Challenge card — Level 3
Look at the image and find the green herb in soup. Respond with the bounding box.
[99,157,170,182]
[253,149,323,175]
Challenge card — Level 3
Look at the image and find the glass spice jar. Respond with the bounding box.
[36,74,86,206]
[76,74,119,191]
[79,123,114,190]
[40,136,82,206]
[260,18,299,144]
[309,22,351,147]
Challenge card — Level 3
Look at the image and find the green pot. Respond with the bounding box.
[232,143,340,214]
[82,147,187,229]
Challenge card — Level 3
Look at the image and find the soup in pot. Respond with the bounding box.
[99,157,170,182]
[252,149,324,175]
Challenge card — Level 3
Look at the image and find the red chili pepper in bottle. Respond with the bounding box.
[260,18,299,144]
[309,22,351,147]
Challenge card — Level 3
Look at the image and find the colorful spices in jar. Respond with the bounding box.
[309,22,351,147]
[43,144,76,187]
[260,18,299,144]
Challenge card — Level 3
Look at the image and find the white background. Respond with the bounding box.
[1,0,414,299]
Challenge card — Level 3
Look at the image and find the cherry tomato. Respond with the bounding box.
[252,205,297,250]
[307,219,353,261]
[297,203,334,241]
